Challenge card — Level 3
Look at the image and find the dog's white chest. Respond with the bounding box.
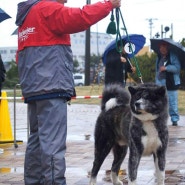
[141,121,162,156]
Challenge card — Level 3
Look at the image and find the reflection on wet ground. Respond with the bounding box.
[0,167,24,174]
[0,103,185,184]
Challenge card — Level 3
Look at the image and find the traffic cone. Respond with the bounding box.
[0,91,14,143]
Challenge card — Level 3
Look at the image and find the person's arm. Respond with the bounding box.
[160,53,181,74]
[41,0,121,34]
[166,53,181,73]
[123,56,136,74]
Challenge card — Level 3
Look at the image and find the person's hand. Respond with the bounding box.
[160,66,166,72]
[57,0,67,4]
[120,56,126,63]
[131,66,136,73]
[109,0,121,8]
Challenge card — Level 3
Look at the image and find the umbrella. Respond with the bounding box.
[11,28,18,35]
[102,34,146,65]
[150,38,185,69]
[0,8,11,23]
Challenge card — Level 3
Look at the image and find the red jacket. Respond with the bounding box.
[18,0,113,51]
[16,0,114,99]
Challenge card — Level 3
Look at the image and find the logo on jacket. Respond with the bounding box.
[19,27,36,42]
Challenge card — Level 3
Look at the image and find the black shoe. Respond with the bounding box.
[172,121,178,126]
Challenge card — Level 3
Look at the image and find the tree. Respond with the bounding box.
[90,54,104,84]
[130,53,156,83]
[181,38,185,47]
[73,59,80,73]
[3,61,19,89]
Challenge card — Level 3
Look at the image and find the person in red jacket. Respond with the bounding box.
[15,0,121,184]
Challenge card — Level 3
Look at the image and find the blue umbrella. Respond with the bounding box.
[102,34,146,65]
[0,8,11,23]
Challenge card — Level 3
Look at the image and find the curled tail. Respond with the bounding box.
[101,84,130,111]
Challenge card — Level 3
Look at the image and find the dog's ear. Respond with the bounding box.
[156,86,166,96]
[128,86,137,95]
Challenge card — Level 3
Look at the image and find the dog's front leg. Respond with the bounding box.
[127,142,141,185]
[89,177,97,185]
[154,153,165,185]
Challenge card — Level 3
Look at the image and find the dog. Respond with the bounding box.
[89,83,169,185]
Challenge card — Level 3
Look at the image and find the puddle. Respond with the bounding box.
[0,167,24,174]
[99,169,185,184]
[67,134,93,141]
[66,167,87,176]
[12,151,25,156]
[165,170,185,183]
[169,138,185,144]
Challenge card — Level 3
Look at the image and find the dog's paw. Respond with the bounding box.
[111,171,123,185]
[89,177,97,185]
[113,181,123,185]
[128,180,136,185]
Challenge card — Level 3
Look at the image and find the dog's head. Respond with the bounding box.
[128,83,168,121]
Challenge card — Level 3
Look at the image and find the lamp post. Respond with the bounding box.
[146,18,158,38]
[85,0,91,85]
[161,25,170,38]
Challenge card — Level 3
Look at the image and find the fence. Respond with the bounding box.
[0,84,103,148]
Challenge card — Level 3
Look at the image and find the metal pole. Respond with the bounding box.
[13,84,29,147]
[96,23,99,56]
[171,23,173,39]
[14,84,21,148]
[85,0,91,85]
[161,24,163,39]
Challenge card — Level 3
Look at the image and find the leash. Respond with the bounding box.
[107,8,144,84]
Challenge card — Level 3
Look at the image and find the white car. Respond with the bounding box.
[73,73,85,86]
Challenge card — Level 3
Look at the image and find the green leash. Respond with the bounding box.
[107,8,143,84]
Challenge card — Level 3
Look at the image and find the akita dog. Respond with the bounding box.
[89,83,169,185]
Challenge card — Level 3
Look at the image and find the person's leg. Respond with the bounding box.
[37,98,67,185]
[167,90,179,126]
[24,101,42,185]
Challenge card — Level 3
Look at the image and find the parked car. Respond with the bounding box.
[73,73,85,86]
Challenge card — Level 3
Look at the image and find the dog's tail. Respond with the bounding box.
[101,84,130,111]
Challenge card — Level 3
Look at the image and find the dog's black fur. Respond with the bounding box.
[89,83,169,185]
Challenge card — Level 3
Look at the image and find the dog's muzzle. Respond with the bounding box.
[134,99,145,112]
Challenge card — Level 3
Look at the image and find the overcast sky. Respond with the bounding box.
[0,0,185,47]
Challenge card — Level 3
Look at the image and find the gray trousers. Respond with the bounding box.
[24,98,67,185]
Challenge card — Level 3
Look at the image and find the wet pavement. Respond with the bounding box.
[1,102,185,185]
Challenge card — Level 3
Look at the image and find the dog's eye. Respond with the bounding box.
[150,94,158,100]
[142,91,149,99]
[135,93,141,100]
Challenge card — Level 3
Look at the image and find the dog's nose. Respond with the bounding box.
[134,99,144,110]
[135,102,140,108]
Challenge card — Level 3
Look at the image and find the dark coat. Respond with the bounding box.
[104,49,132,86]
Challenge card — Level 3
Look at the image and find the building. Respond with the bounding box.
[0,46,17,62]
[0,31,149,73]
[0,31,114,70]
[70,31,113,68]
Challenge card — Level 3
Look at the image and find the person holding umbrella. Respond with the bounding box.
[155,41,181,126]
[104,40,136,86]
